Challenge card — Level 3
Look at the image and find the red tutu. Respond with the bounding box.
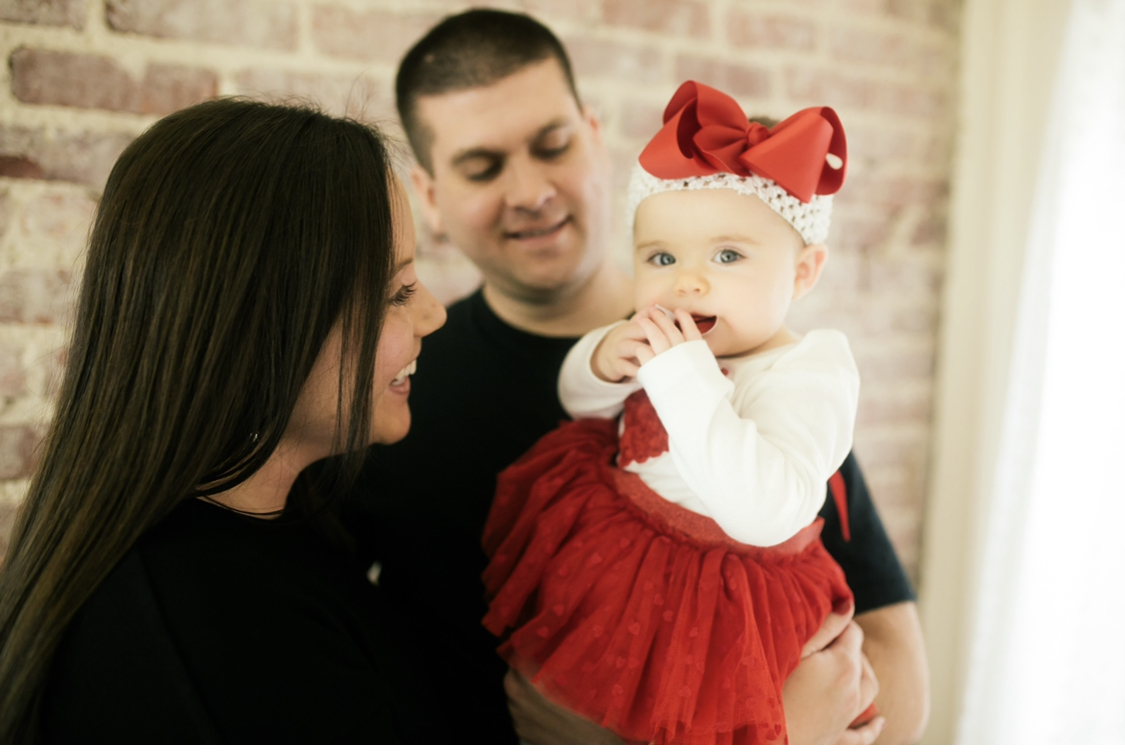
[482,418,853,744]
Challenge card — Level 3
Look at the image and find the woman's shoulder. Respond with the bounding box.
[40,546,223,742]
[41,500,413,743]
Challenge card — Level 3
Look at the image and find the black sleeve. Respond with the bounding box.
[819,451,916,614]
[41,550,223,743]
[41,512,416,744]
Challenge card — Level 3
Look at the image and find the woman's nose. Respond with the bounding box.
[414,282,447,338]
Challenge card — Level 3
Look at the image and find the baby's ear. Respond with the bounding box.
[792,243,828,301]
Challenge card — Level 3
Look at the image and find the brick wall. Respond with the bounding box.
[0,0,961,579]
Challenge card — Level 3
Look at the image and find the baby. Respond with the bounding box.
[483,81,860,744]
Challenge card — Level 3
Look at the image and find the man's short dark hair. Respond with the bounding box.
[395,8,581,173]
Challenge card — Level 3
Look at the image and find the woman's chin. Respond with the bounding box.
[370,409,411,445]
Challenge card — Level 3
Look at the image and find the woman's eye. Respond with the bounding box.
[649,252,676,266]
[391,282,417,306]
[714,249,743,264]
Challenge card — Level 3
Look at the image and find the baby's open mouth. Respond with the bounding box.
[692,315,717,335]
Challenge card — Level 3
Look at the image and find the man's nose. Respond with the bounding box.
[504,159,556,212]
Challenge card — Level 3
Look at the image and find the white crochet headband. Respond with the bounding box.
[627,163,834,246]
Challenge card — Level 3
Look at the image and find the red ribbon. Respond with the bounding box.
[638,81,847,203]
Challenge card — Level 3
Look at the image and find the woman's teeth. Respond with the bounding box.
[391,360,416,386]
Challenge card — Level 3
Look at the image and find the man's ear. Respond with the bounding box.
[793,243,828,301]
[411,163,444,237]
[582,104,605,145]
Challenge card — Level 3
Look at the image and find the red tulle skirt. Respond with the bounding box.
[482,418,854,744]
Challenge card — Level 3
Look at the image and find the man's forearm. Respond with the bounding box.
[854,601,930,743]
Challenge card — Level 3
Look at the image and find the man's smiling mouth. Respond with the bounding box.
[506,217,569,239]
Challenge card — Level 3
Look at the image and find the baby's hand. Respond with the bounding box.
[633,306,703,366]
[591,319,648,382]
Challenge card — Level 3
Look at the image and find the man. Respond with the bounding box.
[349,8,928,744]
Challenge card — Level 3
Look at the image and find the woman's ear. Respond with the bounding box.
[792,243,828,301]
[411,164,445,237]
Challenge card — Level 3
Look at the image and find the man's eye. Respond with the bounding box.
[714,249,742,264]
[649,252,676,266]
[465,164,501,183]
[536,141,570,159]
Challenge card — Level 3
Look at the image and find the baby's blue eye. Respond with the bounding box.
[714,249,742,264]
[650,252,676,266]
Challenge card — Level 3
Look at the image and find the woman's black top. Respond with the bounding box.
[40,499,441,743]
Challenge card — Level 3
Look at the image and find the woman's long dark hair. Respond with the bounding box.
[0,99,398,741]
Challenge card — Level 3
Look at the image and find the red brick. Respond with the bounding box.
[841,172,948,209]
[620,99,665,141]
[830,214,893,252]
[858,384,933,424]
[869,260,942,295]
[566,37,665,86]
[855,343,936,383]
[106,0,297,51]
[727,11,816,51]
[609,147,640,200]
[786,67,947,119]
[137,64,219,115]
[0,127,136,188]
[12,49,134,112]
[20,192,97,248]
[911,213,947,245]
[0,344,25,399]
[851,432,928,475]
[846,123,920,164]
[786,67,877,110]
[0,156,45,180]
[234,69,385,120]
[602,0,710,37]
[42,348,67,400]
[11,49,217,116]
[927,0,962,34]
[311,7,440,63]
[0,0,85,28]
[0,425,41,480]
[0,269,74,324]
[831,27,949,75]
[886,0,961,33]
[517,0,601,22]
[880,81,947,118]
[0,186,10,238]
[858,301,939,336]
[675,56,772,99]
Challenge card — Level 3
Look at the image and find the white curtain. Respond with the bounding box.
[957,0,1125,742]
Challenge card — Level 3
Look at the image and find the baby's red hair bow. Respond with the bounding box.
[638,81,847,204]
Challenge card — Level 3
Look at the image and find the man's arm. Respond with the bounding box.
[854,601,929,743]
[506,606,890,745]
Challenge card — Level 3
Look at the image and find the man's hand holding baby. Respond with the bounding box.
[591,306,704,383]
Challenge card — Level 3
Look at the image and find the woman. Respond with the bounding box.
[0,99,445,742]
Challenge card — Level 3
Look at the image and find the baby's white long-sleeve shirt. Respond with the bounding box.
[557,325,860,547]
